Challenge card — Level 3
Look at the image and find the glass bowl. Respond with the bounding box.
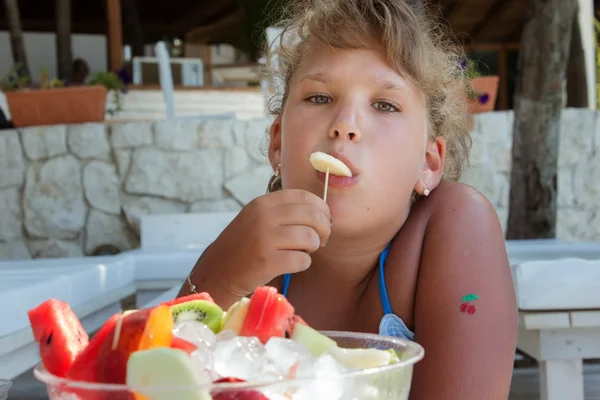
[0,379,11,400]
[34,331,424,400]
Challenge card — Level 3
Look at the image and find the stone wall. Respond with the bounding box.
[460,108,599,242]
[0,109,599,260]
[0,117,272,259]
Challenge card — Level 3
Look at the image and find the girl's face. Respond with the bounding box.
[269,43,444,239]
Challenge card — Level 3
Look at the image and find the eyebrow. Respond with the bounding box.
[299,72,406,92]
[373,79,407,92]
[298,72,331,84]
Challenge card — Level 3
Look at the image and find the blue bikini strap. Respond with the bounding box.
[282,273,291,297]
[378,243,394,315]
[282,243,392,314]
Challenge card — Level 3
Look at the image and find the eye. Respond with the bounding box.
[307,94,331,104]
[373,101,400,113]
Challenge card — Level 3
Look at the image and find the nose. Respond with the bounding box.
[328,116,361,142]
[329,103,362,142]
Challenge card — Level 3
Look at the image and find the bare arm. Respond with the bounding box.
[408,186,518,399]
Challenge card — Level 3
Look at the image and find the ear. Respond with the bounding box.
[415,136,446,195]
[268,116,283,171]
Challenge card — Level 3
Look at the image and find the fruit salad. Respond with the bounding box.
[28,286,412,400]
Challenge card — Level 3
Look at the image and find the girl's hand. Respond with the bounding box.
[188,189,331,306]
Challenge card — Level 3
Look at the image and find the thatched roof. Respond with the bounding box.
[0,0,541,48]
[0,0,237,42]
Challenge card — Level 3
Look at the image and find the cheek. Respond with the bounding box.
[279,114,317,185]
[370,123,424,189]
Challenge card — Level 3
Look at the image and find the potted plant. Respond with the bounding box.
[461,58,499,114]
[0,64,125,128]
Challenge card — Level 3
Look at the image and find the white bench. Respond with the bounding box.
[134,211,238,306]
[0,212,238,380]
[0,255,136,379]
[512,257,600,400]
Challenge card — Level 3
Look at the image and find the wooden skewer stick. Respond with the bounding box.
[112,314,124,350]
[323,166,330,202]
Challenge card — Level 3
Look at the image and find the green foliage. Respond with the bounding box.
[461,57,482,99]
[89,71,125,116]
[0,64,125,116]
[0,63,30,91]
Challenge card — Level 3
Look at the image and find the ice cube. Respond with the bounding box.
[265,337,312,376]
[213,336,279,381]
[173,320,217,348]
[351,384,380,400]
[215,328,238,342]
[50,394,82,400]
[292,354,347,400]
[173,320,218,379]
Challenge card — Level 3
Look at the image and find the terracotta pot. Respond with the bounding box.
[468,76,499,114]
[5,85,107,127]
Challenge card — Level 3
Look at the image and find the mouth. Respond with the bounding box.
[326,151,359,176]
[314,151,360,188]
[316,171,359,188]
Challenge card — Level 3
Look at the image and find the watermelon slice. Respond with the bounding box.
[66,313,120,382]
[28,299,89,377]
[160,292,215,307]
[170,337,198,355]
[95,308,153,384]
[212,377,269,400]
[285,314,308,338]
[240,286,295,344]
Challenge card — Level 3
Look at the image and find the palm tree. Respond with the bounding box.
[56,0,73,81]
[506,0,579,239]
[3,0,30,79]
[123,0,145,57]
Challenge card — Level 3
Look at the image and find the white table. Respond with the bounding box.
[513,257,600,400]
[518,310,600,400]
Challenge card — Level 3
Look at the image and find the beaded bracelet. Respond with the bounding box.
[187,271,197,294]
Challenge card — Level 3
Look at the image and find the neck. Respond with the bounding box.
[302,233,390,289]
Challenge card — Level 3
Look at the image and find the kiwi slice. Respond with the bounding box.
[291,323,337,357]
[386,348,400,364]
[170,300,224,333]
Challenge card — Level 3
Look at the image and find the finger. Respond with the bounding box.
[267,189,331,222]
[271,203,331,246]
[272,250,312,274]
[273,225,321,253]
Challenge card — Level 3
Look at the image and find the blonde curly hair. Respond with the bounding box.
[264,0,472,192]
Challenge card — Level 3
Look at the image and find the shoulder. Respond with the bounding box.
[424,180,498,216]
[405,182,518,399]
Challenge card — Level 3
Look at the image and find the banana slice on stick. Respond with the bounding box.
[309,152,352,177]
[309,152,352,201]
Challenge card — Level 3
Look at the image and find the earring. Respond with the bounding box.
[267,164,282,193]
[422,180,430,196]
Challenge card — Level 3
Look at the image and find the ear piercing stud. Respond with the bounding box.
[422,180,430,196]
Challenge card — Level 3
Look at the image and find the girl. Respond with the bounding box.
[179,0,518,398]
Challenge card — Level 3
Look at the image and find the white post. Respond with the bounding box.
[155,41,175,119]
[539,359,585,400]
[577,0,597,109]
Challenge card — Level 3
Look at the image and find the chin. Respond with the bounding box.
[327,194,408,239]
[327,197,371,231]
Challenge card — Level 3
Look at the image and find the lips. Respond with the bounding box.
[324,151,359,176]
[313,151,360,188]
[316,171,359,188]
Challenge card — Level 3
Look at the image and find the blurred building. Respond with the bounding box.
[0,0,597,109]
